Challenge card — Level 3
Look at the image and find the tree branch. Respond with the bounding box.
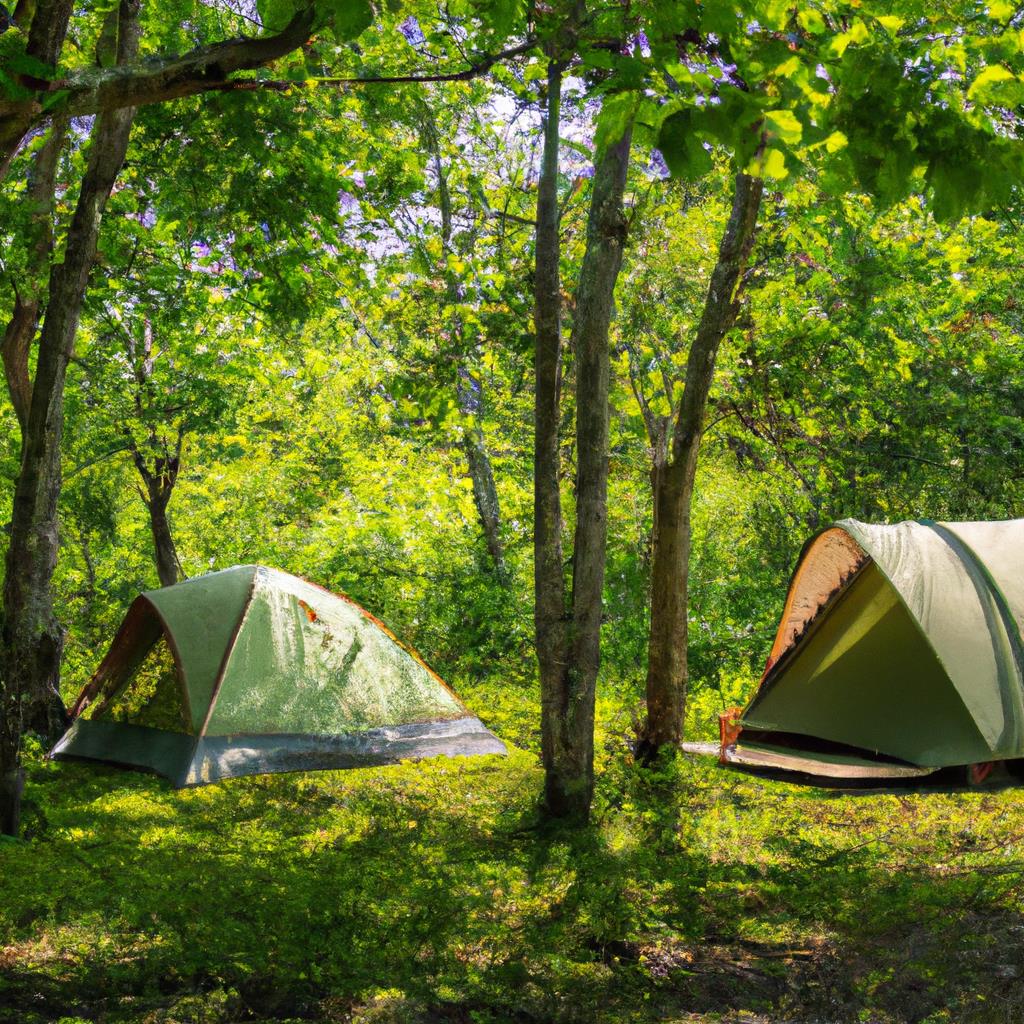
[0,27,537,175]
[0,6,316,174]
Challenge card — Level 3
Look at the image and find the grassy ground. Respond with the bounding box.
[2,681,1024,1024]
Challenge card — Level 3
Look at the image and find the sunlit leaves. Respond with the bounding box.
[967,64,1024,106]
[257,0,373,39]
[594,92,639,156]
[763,109,802,147]
[256,0,299,33]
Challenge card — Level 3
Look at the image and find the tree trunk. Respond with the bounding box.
[0,767,24,836]
[124,323,185,589]
[0,0,140,835]
[1,118,67,435]
[420,100,508,578]
[461,414,507,576]
[0,0,74,177]
[638,172,764,759]
[536,70,634,821]
[533,59,573,816]
[148,495,182,589]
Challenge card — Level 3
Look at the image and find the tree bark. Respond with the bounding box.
[461,398,507,576]
[638,172,764,759]
[129,435,184,589]
[0,0,140,835]
[2,116,66,435]
[536,73,634,821]
[122,316,186,589]
[533,59,571,816]
[551,124,633,819]
[148,496,182,588]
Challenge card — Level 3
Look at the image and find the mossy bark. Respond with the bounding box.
[535,63,633,821]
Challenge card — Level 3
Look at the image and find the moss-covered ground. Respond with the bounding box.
[3,681,1024,1024]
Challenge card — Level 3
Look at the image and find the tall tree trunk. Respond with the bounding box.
[533,58,571,815]
[638,172,764,758]
[555,123,633,819]
[535,61,634,820]
[0,0,140,835]
[421,99,507,577]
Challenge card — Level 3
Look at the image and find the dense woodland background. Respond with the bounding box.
[3,0,1024,1020]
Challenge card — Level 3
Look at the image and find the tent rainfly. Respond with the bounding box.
[52,566,506,786]
[718,519,1024,781]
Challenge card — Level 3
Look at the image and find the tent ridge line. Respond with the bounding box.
[920,519,1024,735]
[196,566,260,739]
[837,520,995,753]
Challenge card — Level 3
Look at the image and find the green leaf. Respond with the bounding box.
[323,0,374,41]
[594,92,637,156]
[701,0,738,38]
[748,147,788,179]
[967,64,1024,105]
[764,109,802,146]
[797,8,826,34]
[257,0,297,33]
[657,110,713,181]
[876,15,904,34]
[6,52,56,80]
[476,0,522,40]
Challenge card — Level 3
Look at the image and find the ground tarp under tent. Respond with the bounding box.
[712,518,1024,782]
[52,566,506,786]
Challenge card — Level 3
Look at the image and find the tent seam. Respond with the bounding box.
[197,566,260,739]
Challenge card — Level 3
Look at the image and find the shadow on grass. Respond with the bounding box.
[2,749,1024,1023]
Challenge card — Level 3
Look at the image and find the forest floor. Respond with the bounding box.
[2,679,1023,1024]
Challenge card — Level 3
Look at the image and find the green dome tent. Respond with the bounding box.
[52,566,506,786]
[719,519,1024,781]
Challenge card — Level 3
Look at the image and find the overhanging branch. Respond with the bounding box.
[0,24,536,175]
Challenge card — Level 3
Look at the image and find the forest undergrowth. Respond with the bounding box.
[2,677,1023,1024]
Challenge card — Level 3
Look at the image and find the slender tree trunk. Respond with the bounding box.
[147,496,182,588]
[131,444,183,589]
[555,124,632,819]
[2,117,67,435]
[535,65,634,820]
[638,172,764,758]
[421,100,507,577]
[461,406,507,575]
[0,0,140,835]
[124,321,185,589]
[534,59,572,815]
